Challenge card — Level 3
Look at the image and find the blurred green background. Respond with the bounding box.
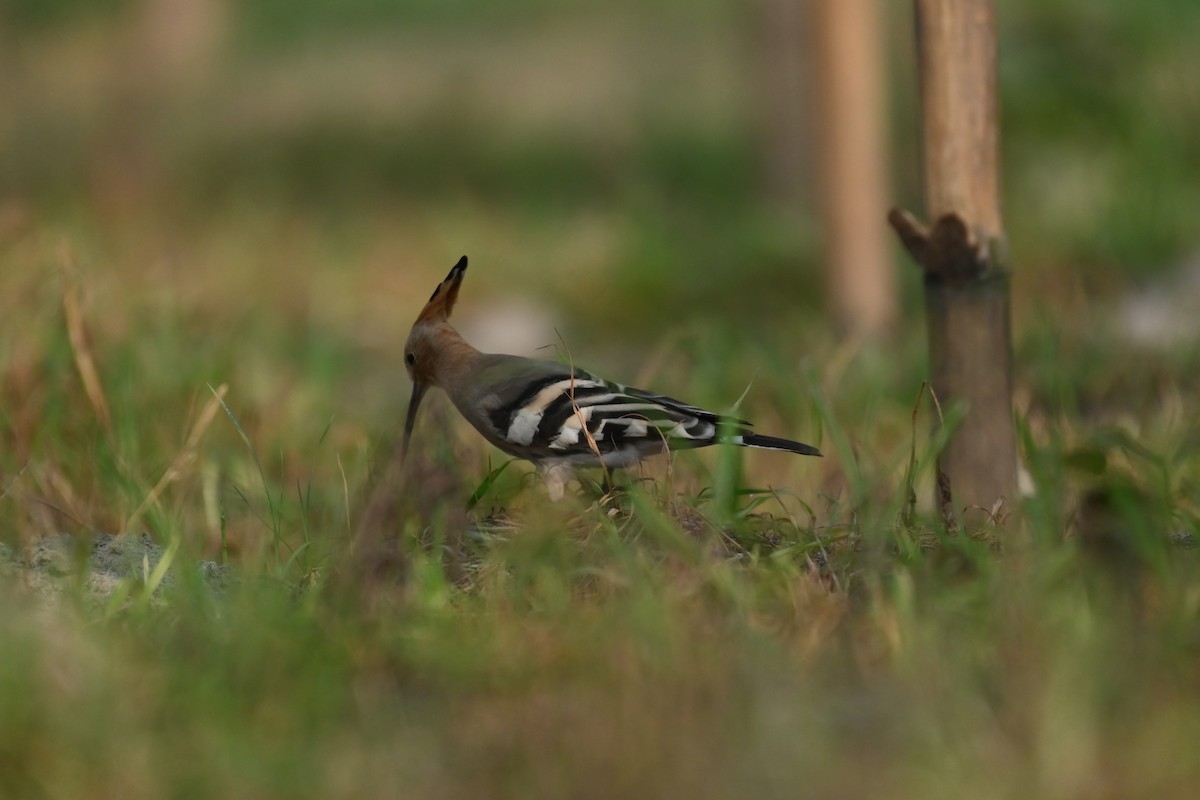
[4,0,1198,345]
[2,1,1200,798]
[6,0,1197,309]
[5,0,1200,334]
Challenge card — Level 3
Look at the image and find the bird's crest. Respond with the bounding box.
[416,255,468,323]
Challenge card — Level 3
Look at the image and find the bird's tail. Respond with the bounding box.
[734,433,822,457]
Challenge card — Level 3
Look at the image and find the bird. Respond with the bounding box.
[402,256,821,498]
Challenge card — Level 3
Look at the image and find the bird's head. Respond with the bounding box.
[402,255,468,457]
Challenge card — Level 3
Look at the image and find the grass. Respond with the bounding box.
[3,1,1200,797]
[2,241,1197,796]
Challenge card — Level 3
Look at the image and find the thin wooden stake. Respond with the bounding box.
[812,0,895,337]
[889,0,1017,529]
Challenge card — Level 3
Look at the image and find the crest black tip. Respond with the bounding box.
[425,256,470,305]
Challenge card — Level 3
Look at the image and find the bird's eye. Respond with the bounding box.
[405,352,416,367]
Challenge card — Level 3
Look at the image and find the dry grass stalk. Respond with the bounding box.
[59,244,113,437]
[122,383,229,535]
[556,330,611,489]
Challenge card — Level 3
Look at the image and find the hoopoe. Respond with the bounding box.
[402,256,821,498]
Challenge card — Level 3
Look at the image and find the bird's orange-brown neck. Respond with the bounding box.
[408,322,485,390]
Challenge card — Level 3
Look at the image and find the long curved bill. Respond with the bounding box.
[401,382,428,460]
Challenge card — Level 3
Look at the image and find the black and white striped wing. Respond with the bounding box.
[487,369,739,464]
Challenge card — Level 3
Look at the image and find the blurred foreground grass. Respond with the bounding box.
[3,0,1200,797]
[2,421,1199,798]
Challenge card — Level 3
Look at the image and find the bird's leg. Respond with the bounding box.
[540,463,574,502]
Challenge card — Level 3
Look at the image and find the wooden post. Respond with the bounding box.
[812,0,895,337]
[889,0,1017,529]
